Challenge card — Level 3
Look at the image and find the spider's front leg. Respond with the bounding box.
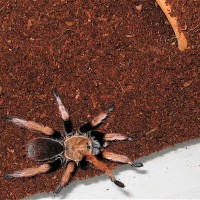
[54,162,76,194]
[79,106,114,133]
[53,88,72,134]
[5,164,51,179]
[86,155,125,188]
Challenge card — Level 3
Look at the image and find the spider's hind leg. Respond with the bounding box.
[86,155,125,188]
[54,161,76,194]
[5,155,66,180]
[79,106,114,133]
[3,115,57,136]
[53,88,72,135]
[5,164,51,179]
[101,150,143,168]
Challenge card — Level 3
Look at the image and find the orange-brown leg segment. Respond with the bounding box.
[90,107,114,127]
[102,150,143,168]
[86,155,125,188]
[53,88,72,134]
[80,107,114,133]
[55,162,76,194]
[3,116,55,136]
[5,164,51,179]
[104,133,133,141]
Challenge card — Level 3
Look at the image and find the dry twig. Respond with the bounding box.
[156,0,188,51]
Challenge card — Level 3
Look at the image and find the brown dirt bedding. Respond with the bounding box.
[0,0,199,199]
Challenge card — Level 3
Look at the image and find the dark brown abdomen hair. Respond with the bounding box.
[27,137,64,161]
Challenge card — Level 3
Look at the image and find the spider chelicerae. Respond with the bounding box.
[4,88,143,194]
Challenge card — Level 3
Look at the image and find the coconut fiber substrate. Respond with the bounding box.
[0,0,199,199]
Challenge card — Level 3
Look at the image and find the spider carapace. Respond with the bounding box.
[4,88,143,194]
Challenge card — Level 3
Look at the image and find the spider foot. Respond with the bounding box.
[114,180,125,188]
[53,88,60,97]
[106,106,115,113]
[127,137,134,141]
[54,185,64,194]
[2,115,12,121]
[4,173,15,179]
[130,162,143,168]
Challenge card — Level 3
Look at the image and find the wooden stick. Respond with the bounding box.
[156,0,188,51]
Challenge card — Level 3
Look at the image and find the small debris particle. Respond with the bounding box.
[27,19,34,30]
[65,21,74,27]
[7,147,14,153]
[38,94,47,100]
[171,41,176,46]
[0,86,2,95]
[75,89,80,100]
[183,80,193,87]
[135,5,142,12]
[146,127,159,135]
[90,95,98,109]
[85,10,92,22]
[126,34,134,38]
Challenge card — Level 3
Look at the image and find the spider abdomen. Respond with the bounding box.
[27,137,64,162]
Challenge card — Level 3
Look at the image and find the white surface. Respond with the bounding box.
[26,139,200,199]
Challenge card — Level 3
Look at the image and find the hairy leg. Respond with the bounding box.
[86,155,125,188]
[5,164,51,179]
[53,88,72,134]
[3,116,55,136]
[102,150,143,167]
[80,106,114,133]
[104,133,133,141]
[54,162,75,194]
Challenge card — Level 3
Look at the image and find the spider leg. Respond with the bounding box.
[86,155,125,188]
[4,164,51,179]
[104,133,133,141]
[101,150,143,168]
[3,115,56,136]
[53,88,72,134]
[54,162,75,194]
[79,106,114,133]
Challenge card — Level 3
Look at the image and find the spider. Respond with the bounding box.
[4,88,143,194]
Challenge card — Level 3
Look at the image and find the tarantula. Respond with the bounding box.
[4,89,143,194]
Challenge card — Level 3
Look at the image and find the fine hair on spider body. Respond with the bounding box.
[4,88,143,194]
